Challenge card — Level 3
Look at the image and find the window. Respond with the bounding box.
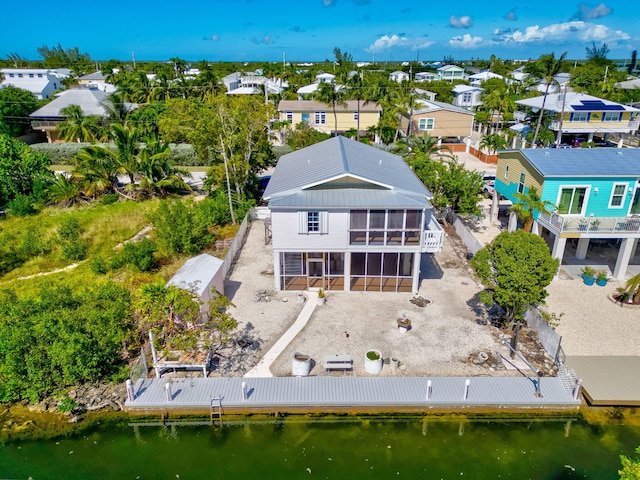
[603,112,622,122]
[517,173,526,194]
[299,211,327,234]
[349,209,422,246]
[609,183,627,208]
[307,211,320,232]
[571,112,589,122]
[504,165,509,180]
[28,73,34,78]
[558,187,588,215]
[17,74,23,78]
[286,111,293,122]
[37,73,43,78]
[418,118,434,130]
[8,73,14,77]
[353,112,359,121]
[314,111,326,125]
[462,92,472,103]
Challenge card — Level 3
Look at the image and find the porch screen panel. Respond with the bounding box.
[572,188,587,214]
[558,189,572,214]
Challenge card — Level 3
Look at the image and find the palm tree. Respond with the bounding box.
[480,133,508,154]
[616,273,640,304]
[47,174,82,206]
[509,186,555,232]
[109,123,141,184]
[135,136,191,197]
[392,134,442,158]
[314,81,347,136]
[524,51,567,146]
[390,81,420,139]
[57,105,100,143]
[73,145,120,198]
[345,72,366,140]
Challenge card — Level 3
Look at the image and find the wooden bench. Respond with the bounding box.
[324,354,353,375]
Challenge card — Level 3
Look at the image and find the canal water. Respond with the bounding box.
[1,416,638,479]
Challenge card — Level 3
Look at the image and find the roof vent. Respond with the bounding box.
[379,159,382,165]
[616,151,623,155]
[543,151,550,155]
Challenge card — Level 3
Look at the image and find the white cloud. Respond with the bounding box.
[504,10,517,21]
[211,34,220,41]
[449,34,484,48]
[365,34,410,53]
[502,21,629,44]
[323,0,334,6]
[576,2,612,20]
[449,15,473,28]
[412,39,435,50]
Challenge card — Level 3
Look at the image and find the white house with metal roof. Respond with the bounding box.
[262,136,444,293]
[516,92,640,145]
[1,68,68,100]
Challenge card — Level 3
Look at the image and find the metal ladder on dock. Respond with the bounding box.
[210,396,223,425]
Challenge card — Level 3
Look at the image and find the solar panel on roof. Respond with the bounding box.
[573,100,625,111]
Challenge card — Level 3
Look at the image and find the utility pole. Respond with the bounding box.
[132,51,136,70]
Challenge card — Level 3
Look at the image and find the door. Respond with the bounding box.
[307,253,325,289]
[630,185,640,215]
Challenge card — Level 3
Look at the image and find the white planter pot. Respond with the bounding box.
[364,349,383,374]
[292,352,311,376]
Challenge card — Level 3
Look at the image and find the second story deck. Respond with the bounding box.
[538,211,640,237]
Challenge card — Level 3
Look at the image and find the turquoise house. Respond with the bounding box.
[495,148,640,280]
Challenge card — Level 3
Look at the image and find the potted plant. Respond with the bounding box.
[595,270,609,287]
[364,349,383,374]
[317,288,326,305]
[581,266,596,285]
[589,219,600,231]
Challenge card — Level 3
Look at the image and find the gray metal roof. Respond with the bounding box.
[278,99,381,112]
[516,148,640,177]
[166,253,224,296]
[30,88,112,118]
[78,71,106,81]
[126,376,580,410]
[413,99,474,116]
[268,187,431,209]
[263,136,432,208]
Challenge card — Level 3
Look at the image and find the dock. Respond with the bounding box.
[125,376,581,414]
[566,356,640,406]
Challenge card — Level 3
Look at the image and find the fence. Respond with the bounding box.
[220,213,251,281]
[443,208,483,255]
[468,146,499,164]
[524,308,563,363]
[130,347,149,386]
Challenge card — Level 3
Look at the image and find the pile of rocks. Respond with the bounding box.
[27,383,128,416]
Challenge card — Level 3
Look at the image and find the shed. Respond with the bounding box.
[166,253,225,312]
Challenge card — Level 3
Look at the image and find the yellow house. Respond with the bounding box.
[278,100,381,135]
[399,100,474,142]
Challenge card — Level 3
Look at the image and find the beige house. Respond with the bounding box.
[278,100,381,136]
[400,100,474,142]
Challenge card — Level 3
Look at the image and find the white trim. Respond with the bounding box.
[608,182,627,209]
[555,184,591,216]
[628,183,640,216]
[418,117,434,130]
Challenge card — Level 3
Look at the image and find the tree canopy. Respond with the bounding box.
[0,86,39,137]
[471,231,559,323]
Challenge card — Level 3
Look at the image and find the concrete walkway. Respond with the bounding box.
[244,295,317,377]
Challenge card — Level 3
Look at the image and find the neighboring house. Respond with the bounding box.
[221,72,242,92]
[516,92,640,144]
[226,74,288,95]
[399,99,474,142]
[166,253,225,314]
[616,77,640,90]
[278,99,381,135]
[296,72,337,98]
[495,148,640,280]
[1,68,68,99]
[389,71,410,83]
[534,73,570,94]
[413,88,436,101]
[415,72,437,82]
[77,71,107,85]
[452,84,484,110]
[436,65,465,82]
[262,136,444,293]
[469,71,504,86]
[29,88,136,142]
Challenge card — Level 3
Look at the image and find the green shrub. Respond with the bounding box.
[58,217,88,261]
[100,193,120,205]
[62,239,88,261]
[7,193,38,216]
[90,255,109,275]
[122,238,157,272]
[19,226,49,257]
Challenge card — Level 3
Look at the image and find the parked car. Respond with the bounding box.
[483,180,496,197]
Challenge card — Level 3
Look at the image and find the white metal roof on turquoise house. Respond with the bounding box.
[511,148,640,177]
[263,136,433,209]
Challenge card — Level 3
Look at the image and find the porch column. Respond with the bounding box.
[587,132,594,142]
[551,235,567,264]
[618,138,624,148]
[412,252,421,294]
[613,238,635,280]
[490,191,499,223]
[344,252,351,292]
[273,252,281,291]
[465,135,471,153]
[575,238,590,260]
[508,212,518,232]
[531,220,541,236]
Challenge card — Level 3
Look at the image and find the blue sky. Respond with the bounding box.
[4,0,639,62]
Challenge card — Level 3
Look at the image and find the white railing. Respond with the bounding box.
[422,216,444,252]
[514,111,527,122]
[549,120,640,131]
[537,211,640,234]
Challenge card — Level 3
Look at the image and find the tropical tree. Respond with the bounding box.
[616,273,640,304]
[393,134,442,159]
[620,446,640,479]
[135,136,191,198]
[471,231,559,324]
[315,80,347,137]
[57,105,100,143]
[479,133,508,154]
[391,81,420,138]
[73,144,120,198]
[0,86,38,136]
[524,51,567,146]
[509,186,555,232]
[47,174,82,206]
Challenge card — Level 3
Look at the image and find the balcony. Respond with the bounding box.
[422,216,444,253]
[549,120,640,132]
[537,211,640,236]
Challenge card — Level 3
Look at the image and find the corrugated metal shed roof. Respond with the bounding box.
[166,253,224,296]
[263,137,431,208]
[516,148,640,177]
[126,376,580,410]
